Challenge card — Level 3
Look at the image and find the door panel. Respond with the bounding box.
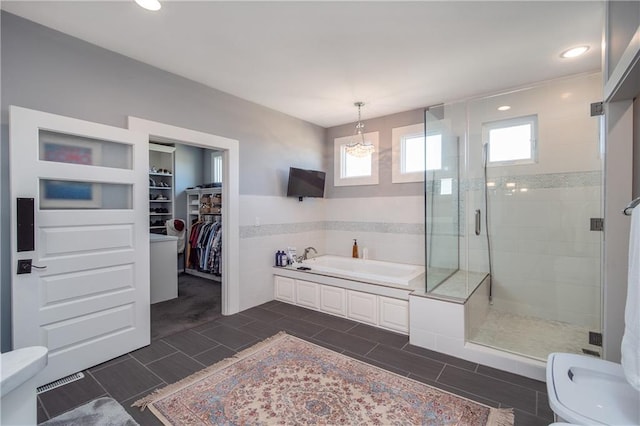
[10,106,150,386]
[41,265,134,306]
[40,224,133,254]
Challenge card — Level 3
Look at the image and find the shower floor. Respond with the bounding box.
[468,308,602,361]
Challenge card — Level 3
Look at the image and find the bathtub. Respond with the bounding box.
[300,255,425,288]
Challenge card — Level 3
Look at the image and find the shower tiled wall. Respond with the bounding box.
[464,173,602,329]
[461,73,604,330]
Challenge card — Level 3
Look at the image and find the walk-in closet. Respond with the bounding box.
[149,142,224,339]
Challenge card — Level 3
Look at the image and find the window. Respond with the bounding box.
[483,115,537,165]
[211,152,223,183]
[333,132,379,186]
[392,123,442,183]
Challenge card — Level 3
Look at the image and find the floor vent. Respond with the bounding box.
[582,348,601,358]
[589,331,603,347]
[37,372,84,394]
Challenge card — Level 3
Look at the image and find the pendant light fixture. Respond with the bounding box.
[344,102,375,158]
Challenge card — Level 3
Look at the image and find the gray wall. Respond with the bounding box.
[325,108,425,198]
[0,12,325,351]
[174,144,206,224]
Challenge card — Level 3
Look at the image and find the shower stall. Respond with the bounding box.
[424,73,604,361]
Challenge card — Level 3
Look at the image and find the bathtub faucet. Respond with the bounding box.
[301,246,317,260]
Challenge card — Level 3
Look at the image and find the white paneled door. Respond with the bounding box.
[10,106,150,386]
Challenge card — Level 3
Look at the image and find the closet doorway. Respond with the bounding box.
[129,117,240,339]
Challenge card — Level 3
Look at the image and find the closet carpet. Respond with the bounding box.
[151,274,222,340]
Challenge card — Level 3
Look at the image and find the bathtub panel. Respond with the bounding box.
[274,276,295,303]
[296,280,320,309]
[347,290,378,325]
[320,286,346,316]
[378,296,409,333]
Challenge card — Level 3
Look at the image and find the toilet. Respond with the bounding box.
[1,346,48,425]
[546,352,640,425]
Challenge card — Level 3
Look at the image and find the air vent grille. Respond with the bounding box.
[37,372,84,394]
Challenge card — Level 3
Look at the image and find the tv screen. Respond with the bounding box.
[287,167,326,200]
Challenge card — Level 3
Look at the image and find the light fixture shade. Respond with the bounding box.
[345,102,375,158]
[135,0,161,11]
[345,142,375,157]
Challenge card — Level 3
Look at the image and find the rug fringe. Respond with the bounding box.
[487,407,514,426]
[132,331,289,410]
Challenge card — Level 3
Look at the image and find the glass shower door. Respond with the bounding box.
[465,73,604,360]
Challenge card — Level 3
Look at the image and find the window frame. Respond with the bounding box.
[333,131,379,187]
[392,123,443,183]
[482,114,538,166]
[211,152,223,183]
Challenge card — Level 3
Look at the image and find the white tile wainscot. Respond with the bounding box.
[273,268,413,334]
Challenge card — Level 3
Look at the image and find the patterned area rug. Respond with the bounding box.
[134,332,513,425]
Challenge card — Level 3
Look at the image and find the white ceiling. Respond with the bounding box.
[2,1,604,128]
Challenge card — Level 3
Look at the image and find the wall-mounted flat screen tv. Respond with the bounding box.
[287,167,326,201]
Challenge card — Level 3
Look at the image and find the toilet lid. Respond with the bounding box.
[547,353,640,425]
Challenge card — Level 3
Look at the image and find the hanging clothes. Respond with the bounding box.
[187,220,222,276]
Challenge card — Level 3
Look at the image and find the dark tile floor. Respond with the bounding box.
[37,300,554,425]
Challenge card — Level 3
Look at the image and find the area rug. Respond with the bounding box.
[134,332,513,425]
[42,397,138,426]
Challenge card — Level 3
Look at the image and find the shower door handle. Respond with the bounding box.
[475,209,481,235]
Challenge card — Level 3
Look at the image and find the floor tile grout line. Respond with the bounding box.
[132,347,180,366]
[84,369,112,403]
[309,326,328,339]
[120,381,169,408]
[188,343,226,360]
[472,368,545,394]
[128,351,171,388]
[434,363,447,382]
[37,395,52,421]
[88,354,133,374]
[362,342,379,358]
[432,364,539,415]
[417,375,502,409]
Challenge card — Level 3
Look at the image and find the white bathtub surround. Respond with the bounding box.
[273,272,411,334]
[273,255,424,334]
[301,255,425,288]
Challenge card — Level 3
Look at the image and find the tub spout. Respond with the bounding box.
[302,247,317,260]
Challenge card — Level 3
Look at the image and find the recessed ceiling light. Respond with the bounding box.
[135,0,161,11]
[497,105,511,111]
[560,46,589,59]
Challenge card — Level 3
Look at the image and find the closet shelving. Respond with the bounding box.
[185,187,222,281]
[149,143,175,234]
